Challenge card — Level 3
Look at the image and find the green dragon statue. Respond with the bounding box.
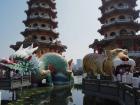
[0,44,74,86]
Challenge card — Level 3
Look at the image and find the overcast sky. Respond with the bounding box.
[0,0,140,61]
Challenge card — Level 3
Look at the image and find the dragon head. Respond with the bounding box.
[9,44,38,63]
[0,44,39,74]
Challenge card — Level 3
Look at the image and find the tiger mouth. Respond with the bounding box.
[113,57,135,73]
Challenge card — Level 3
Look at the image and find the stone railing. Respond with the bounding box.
[82,78,140,105]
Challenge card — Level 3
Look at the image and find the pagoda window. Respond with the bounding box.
[49,37,53,41]
[32,3,39,8]
[120,29,127,35]
[41,13,45,16]
[110,18,115,23]
[34,12,39,16]
[41,36,46,40]
[33,23,38,27]
[41,24,46,28]
[41,3,46,6]
[33,35,37,39]
[110,6,114,9]
[119,15,125,20]
[34,3,39,6]
[118,3,125,7]
[110,32,116,37]
[41,3,49,8]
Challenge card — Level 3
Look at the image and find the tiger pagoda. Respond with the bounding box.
[89,0,140,67]
[10,0,67,58]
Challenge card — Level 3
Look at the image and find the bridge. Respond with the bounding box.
[82,78,140,105]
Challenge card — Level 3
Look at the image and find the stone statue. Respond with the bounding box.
[0,44,74,86]
[83,48,135,77]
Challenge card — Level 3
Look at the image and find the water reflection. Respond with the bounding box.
[16,76,118,105]
[83,95,97,105]
[24,85,74,105]
[50,86,73,105]
[24,85,102,105]
[23,76,83,105]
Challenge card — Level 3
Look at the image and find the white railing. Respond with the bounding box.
[104,0,110,2]
[105,8,114,13]
[38,39,51,43]
[105,6,129,13]
[27,27,38,30]
[31,4,38,8]
[40,4,49,9]
[104,19,132,26]
[39,27,51,30]
[117,6,129,10]
[128,51,140,57]
[30,15,50,19]
[117,19,131,22]
[103,36,116,40]
[28,27,51,31]
[31,4,50,9]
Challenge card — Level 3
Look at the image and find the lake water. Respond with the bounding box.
[7,76,118,105]
[24,76,84,105]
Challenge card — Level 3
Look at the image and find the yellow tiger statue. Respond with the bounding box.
[83,48,135,76]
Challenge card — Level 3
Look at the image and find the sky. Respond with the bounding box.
[0,0,140,62]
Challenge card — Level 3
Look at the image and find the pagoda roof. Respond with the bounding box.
[99,0,137,13]
[99,9,140,23]
[10,40,67,52]
[23,18,58,28]
[89,35,140,48]
[89,39,112,48]
[21,29,59,38]
[38,42,67,52]
[25,7,57,18]
[27,0,56,9]
[99,21,140,35]
[10,41,33,51]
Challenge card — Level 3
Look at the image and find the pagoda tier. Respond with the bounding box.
[99,21,140,35]
[10,40,67,57]
[23,18,58,28]
[25,7,57,18]
[10,0,67,57]
[99,0,137,13]
[99,9,140,23]
[10,41,67,52]
[21,29,59,38]
[90,35,140,48]
[27,0,56,9]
